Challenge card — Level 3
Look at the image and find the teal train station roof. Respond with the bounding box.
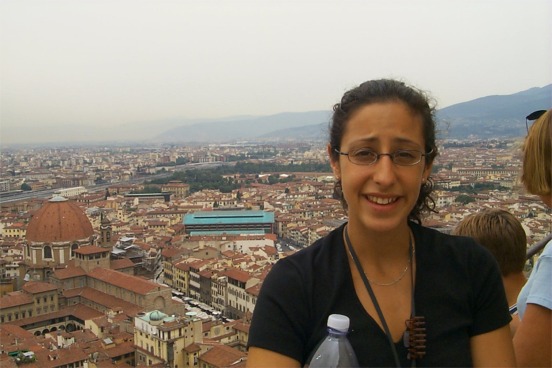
[183,210,275,226]
[188,230,267,236]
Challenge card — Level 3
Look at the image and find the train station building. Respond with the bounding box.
[183,210,275,236]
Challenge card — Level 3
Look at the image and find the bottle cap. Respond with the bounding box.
[327,314,350,332]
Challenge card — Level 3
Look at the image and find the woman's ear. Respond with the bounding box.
[327,144,341,179]
[423,161,433,181]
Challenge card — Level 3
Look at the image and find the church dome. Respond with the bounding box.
[26,196,94,242]
[149,310,166,322]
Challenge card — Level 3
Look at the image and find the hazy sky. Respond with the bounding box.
[1,0,551,145]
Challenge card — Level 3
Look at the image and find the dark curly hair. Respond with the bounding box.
[329,79,438,223]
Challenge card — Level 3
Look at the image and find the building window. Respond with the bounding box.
[44,246,52,259]
[71,244,79,258]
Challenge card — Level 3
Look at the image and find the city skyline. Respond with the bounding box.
[1,135,550,366]
[1,0,551,145]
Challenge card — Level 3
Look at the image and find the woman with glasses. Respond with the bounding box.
[247,79,515,367]
[514,109,551,367]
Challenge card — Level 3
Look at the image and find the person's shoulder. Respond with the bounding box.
[276,224,345,266]
[265,224,346,283]
[541,239,552,257]
[411,221,469,244]
[412,222,500,274]
[412,221,487,254]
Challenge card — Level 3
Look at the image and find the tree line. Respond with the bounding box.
[144,161,331,194]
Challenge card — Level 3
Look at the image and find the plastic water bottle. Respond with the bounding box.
[306,314,359,368]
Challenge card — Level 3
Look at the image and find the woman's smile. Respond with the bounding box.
[365,195,399,206]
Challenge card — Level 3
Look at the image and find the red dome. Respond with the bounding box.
[26,196,94,242]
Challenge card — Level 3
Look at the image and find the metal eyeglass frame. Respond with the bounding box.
[334,148,433,166]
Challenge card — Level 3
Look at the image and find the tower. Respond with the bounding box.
[99,211,113,247]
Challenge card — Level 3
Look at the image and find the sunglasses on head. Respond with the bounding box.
[525,110,547,133]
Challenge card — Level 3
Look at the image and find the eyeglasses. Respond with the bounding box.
[334,148,432,166]
[525,110,547,133]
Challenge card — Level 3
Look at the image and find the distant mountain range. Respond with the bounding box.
[436,84,552,139]
[150,111,332,143]
[150,84,551,143]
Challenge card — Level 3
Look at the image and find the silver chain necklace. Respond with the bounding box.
[344,225,426,367]
[346,236,414,287]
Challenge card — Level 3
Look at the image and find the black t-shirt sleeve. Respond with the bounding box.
[247,230,349,365]
[247,257,310,362]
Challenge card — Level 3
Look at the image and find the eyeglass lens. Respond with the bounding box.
[349,150,422,166]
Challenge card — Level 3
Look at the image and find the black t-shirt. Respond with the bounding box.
[248,222,510,367]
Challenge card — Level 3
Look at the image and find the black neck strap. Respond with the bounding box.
[344,226,413,368]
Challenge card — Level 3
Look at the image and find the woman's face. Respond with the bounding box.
[329,101,432,234]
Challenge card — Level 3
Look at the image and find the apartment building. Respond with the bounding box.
[134,310,203,367]
[0,281,58,324]
[224,268,259,320]
[188,259,217,302]
[2,222,26,239]
[162,181,191,199]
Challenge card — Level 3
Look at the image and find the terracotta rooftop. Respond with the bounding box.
[53,265,87,279]
[104,340,136,358]
[110,258,135,270]
[26,197,94,242]
[75,245,110,255]
[246,283,261,297]
[87,268,168,296]
[263,245,277,255]
[223,268,251,283]
[232,321,250,333]
[198,269,213,278]
[62,287,144,317]
[199,344,247,367]
[22,281,58,294]
[161,247,187,258]
[0,291,33,308]
[0,324,36,354]
[33,345,89,368]
[175,261,191,271]
[184,342,202,353]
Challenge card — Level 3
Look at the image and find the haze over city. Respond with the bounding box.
[1,0,551,145]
